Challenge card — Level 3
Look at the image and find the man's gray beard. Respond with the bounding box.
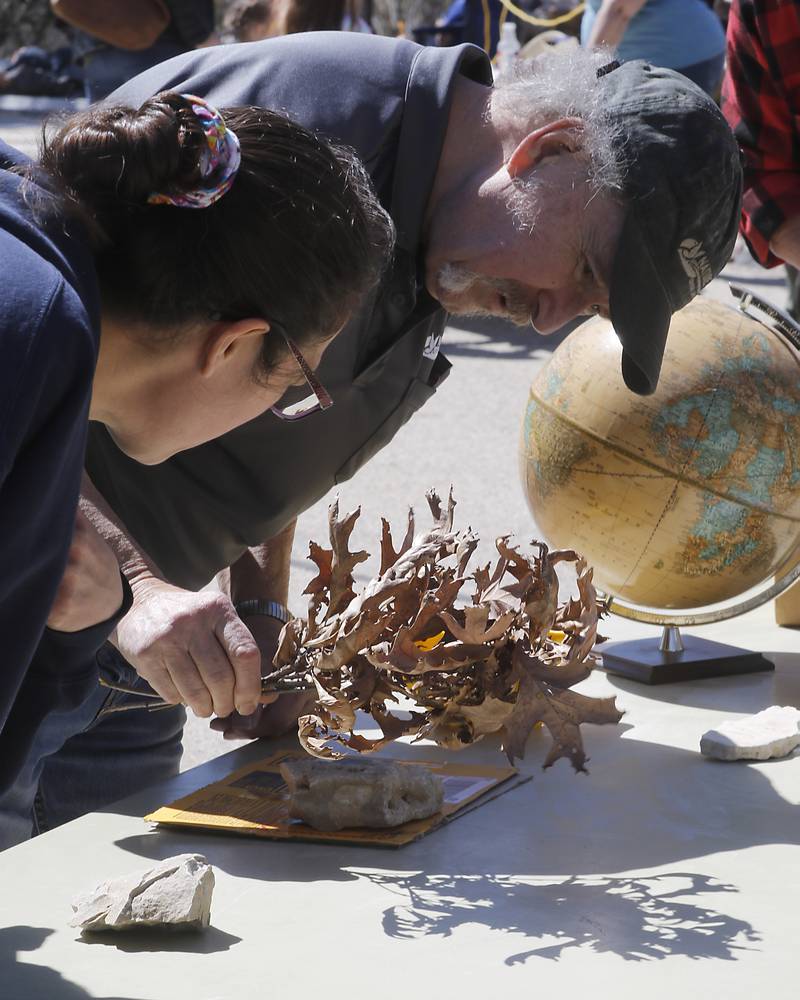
[436,263,531,326]
[437,262,480,295]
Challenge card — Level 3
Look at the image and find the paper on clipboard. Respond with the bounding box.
[145,750,519,848]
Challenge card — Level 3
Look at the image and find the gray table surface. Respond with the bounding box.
[1,612,798,1000]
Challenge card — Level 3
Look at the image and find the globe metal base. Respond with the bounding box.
[601,633,774,685]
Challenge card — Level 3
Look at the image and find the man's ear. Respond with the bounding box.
[507,117,586,179]
[201,318,269,377]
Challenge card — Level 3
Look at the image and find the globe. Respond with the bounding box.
[519,293,800,616]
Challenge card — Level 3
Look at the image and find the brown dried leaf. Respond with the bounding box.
[472,563,492,600]
[500,671,583,768]
[501,644,622,769]
[313,675,357,732]
[316,610,393,671]
[303,541,333,596]
[395,640,489,675]
[458,696,515,735]
[515,646,592,688]
[475,567,525,618]
[297,714,342,759]
[272,618,305,670]
[426,487,456,532]
[455,533,479,578]
[524,549,560,638]
[438,605,516,645]
[495,536,534,582]
[327,498,369,616]
[297,715,386,758]
[279,490,617,775]
[387,577,462,671]
[348,657,378,706]
[379,509,415,574]
[563,561,600,665]
[530,654,594,689]
[371,704,425,742]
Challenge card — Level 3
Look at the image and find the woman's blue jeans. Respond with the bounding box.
[0,644,185,851]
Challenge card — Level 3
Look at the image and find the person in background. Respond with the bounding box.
[418,0,510,55]
[722,0,800,628]
[223,0,371,42]
[71,0,217,101]
[722,0,800,319]
[223,0,275,41]
[0,89,393,848]
[284,0,372,33]
[582,0,727,96]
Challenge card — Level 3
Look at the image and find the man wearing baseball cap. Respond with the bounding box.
[0,32,743,845]
[599,58,743,394]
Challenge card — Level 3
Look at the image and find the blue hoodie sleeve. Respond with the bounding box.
[0,266,98,726]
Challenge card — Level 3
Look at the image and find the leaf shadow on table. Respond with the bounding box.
[111,722,800,965]
[75,924,241,955]
[0,925,143,1000]
[356,869,760,964]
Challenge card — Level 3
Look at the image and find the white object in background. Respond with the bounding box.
[494,21,521,83]
[700,705,800,761]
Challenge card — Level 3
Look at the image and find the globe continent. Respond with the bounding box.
[519,296,800,610]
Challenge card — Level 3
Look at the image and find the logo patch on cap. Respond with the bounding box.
[678,238,712,295]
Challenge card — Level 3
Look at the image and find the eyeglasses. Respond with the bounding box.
[269,322,334,422]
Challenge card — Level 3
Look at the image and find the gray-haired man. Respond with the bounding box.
[0,32,742,847]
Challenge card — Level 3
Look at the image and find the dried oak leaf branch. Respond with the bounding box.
[267,489,622,770]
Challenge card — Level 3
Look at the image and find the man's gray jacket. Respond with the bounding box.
[86,32,492,588]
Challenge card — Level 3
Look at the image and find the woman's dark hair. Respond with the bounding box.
[35,91,394,376]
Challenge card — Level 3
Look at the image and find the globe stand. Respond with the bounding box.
[601,625,774,685]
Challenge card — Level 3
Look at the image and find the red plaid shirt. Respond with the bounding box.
[722,0,800,267]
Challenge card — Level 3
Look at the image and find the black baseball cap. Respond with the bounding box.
[598,60,743,395]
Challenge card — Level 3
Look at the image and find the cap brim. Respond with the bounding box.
[609,211,673,396]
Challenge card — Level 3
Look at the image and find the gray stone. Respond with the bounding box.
[70,853,214,933]
[700,706,800,761]
[280,757,444,831]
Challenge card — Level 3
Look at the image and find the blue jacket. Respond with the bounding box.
[0,142,128,790]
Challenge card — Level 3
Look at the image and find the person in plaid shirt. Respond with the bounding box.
[722,0,800,297]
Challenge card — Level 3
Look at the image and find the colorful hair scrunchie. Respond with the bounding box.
[147,94,241,209]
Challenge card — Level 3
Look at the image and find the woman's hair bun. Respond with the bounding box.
[39,92,206,230]
[32,96,396,373]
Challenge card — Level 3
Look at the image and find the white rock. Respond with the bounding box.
[70,853,214,932]
[280,757,444,831]
[700,706,800,761]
